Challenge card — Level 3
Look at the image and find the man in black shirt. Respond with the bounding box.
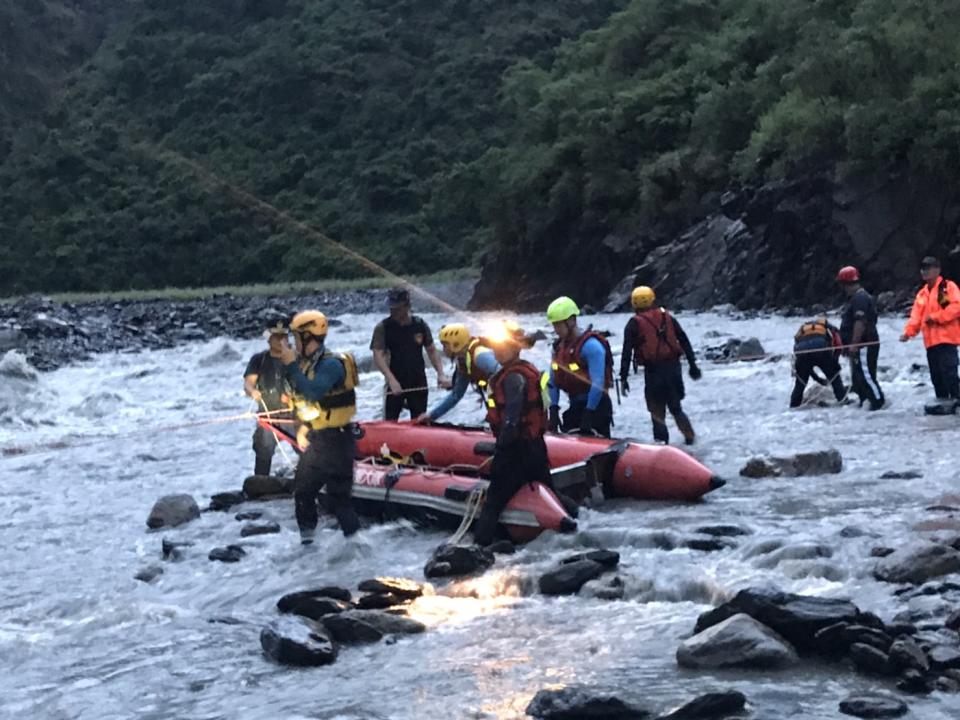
[837,266,884,410]
[370,287,449,420]
[243,321,293,475]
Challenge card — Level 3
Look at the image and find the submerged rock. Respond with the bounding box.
[235,510,263,521]
[888,636,930,674]
[540,560,606,596]
[739,450,842,478]
[277,587,353,612]
[874,542,960,585]
[240,521,281,537]
[838,694,908,718]
[580,576,625,601]
[849,642,893,676]
[208,545,246,563]
[357,593,408,610]
[880,470,923,480]
[525,686,649,719]
[209,491,245,512]
[357,577,425,599]
[677,613,799,670]
[333,609,425,636]
[161,538,193,561]
[287,597,350,621]
[134,565,164,583]
[260,617,338,667]
[321,614,384,644]
[658,690,747,720]
[560,549,620,568]
[146,494,200,529]
[423,544,494,579]
[695,525,751,537]
[242,475,291,499]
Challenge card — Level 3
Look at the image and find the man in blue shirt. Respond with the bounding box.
[416,323,500,424]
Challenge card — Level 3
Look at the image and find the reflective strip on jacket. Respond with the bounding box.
[903,276,960,348]
[292,351,358,430]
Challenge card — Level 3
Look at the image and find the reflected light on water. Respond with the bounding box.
[405,571,523,628]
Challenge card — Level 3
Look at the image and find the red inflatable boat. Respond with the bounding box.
[257,418,575,543]
[355,421,724,502]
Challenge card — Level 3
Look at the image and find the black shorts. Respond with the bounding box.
[384,389,428,420]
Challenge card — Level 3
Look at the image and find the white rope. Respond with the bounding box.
[447,486,486,545]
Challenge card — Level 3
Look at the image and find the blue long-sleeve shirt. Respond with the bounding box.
[284,354,345,401]
[428,350,500,421]
[548,335,606,410]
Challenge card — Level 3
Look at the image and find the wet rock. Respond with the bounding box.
[871,546,895,558]
[146,494,200,529]
[693,587,861,653]
[838,694,908,718]
[198,341,242,366]
[874,541,960,584]
[658,690,747,720]
[704,337,765,363]
[739,458,778,478]
[321,614,384,644]
[0,329,25,352]
[880,470,923,480]
[740,450,843,478]
[208,545,246,563]
[209,491,245,512]
[677,613,799,670]
[423,545,494,579]
[849,643,893,676]
[242,475,291,499]
[161,538,193,561]
[357,577,424,600]
[840,526,870,538]
[813,621,850,656]
[240,521,281,537]
[888,636,930,674]
[277,587,353,612]
[945,609,960,631]
[886,622,918,638]
[135,565,164,583]
[333,609,425,636]
[914,518,960,533]
[695,525,751,537]
[488,539,516,555]
[580,576,625,601]
[540,560,606,596]
[935,675,960,692]
[842,625,892,652]
[235,510,263,521]
[896,669,934,695]
[357,593,408,610]
[560,549,620,568]
[260,617,338,667]
[525,686,649,719]
[287,597,350,621]
[685,538,735,553]
[928,644,960,670]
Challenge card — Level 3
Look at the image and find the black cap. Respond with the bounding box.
[387,287,411,307]
[920,256,941,269]
[263,319,289,339]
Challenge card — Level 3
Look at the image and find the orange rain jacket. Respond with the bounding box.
[903,276,960,348]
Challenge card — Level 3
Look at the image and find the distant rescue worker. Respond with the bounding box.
[900,256,960,414]
[619,286,701,445]
[371,287,450,421]
[243,320,293,476]
[279,310,361,544]
[473,324,551,546]
[546,296,615,437]
[415,323,500,424]
[790,317,846,408]
[837,266,885,410]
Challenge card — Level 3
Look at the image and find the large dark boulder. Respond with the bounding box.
[658,690,747,720]
[242,475,291,499]
[287,597,350,622]
[677,614,799,670]
[146,494,200,529]
[321,614,384,644]
[332,609,426,636]
[838,694,908,719]
[874,542,960,585]
[260,617,338,667]
[424,544,495,579]
[277,587,353,611]
[357,577,425,600]
[525,686,649,719]
[539,560,606,596]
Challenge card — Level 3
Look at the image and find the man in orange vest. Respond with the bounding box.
[619,286,701,444]
[900,256,960,414]
[473,323,550,546]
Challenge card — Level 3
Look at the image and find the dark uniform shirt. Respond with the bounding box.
[370,315,434,389]
[244,351,289,411]
[840,288,879,345]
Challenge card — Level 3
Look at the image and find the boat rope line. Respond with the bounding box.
[258,398,295,469]
[448,486,486,545]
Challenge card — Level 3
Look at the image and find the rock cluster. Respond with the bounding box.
[525,686,747,719]
[739,449,843,478]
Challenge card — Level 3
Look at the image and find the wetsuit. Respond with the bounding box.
[790,322,845,407]
[371,315,434,420]
[840,288,884,410]
[244,351,291,476]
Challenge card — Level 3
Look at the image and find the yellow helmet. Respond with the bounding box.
[631,286,656,310]
[290,310,329,337]
[439,323,471,353]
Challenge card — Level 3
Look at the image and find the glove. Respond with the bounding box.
[620,376,630,396]
[548,406,561,433]
[579,409,595,436]
[689,363,702,381]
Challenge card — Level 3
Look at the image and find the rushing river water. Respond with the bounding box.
[1,311,959,719]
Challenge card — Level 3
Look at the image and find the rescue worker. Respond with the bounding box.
[837,266,885,410]
[242,320,292,476]
[279,310,361,544]
[415,323,500,424]
[546,296,614,437]
[473,324,550,546]
[619,286,701,444]
[900,256,960,414]
[790,317,846,407]
[370,287,450,421]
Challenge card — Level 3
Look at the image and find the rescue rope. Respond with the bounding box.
[712,339,882,365]
[447,486,486,545]
[258,398,295,469]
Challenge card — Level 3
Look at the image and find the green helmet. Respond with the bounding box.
[547,296,580,323]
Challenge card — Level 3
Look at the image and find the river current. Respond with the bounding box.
[1,311,959,719]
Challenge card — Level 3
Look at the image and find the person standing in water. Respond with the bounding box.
[243,320,292,476]
[837,266,884,410]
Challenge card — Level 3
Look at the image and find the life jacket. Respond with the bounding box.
[795,319,842,356]
[485,359,546,440]
[551,329,614,396]
[633,308,683,365]
[291,349,359,430]
[457,337,494,392]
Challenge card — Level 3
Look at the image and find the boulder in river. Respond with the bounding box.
[540,559,607,596]
[146,494,200,529]
[560,549,620,568]
[161,538,193,561]
[703,337,766,362]
[287,597,351,622]
[739,450,842,478]
[277,587,353,612]
[888,636,930,674]
[134,565,164,583]
[423,544,495,579]
[525,686,649,719]
[677,613,799,670]
[838,694,908,718]
[874,541,960,585]
[332,609,426,636]
[242,475,292,499]
[695,525,751,537]
[209,491,245,512]
[580,576,625,601]
[240,521,281,537]
[260,616,338,667]
[658,690,747,720]
[849,642,893,676]
[357,577,425,600]
[321,614,384,644]
[357,593,408,610]
[208,545,246,563]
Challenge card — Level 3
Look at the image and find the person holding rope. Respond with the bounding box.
[546,296,615,437]
[620,286,700,444]
[279,310,361,544]
[900,256,960,415]
[790,317,846,408]
[415,323,499,424]
[473,323,550,546]
[371,287,450,421]
[837,266,885,410]
[243,320,293,476]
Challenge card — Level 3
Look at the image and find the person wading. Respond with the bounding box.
[415,323,499,424]
[790,317,846,408]
[546,296,614,437]
[619,286,701,444]
[473,323,550,546]
[370,287,449,421]
[280,310,361,544]
[243,320,293,476]
[837,266,885,410]
[900,256,960,414]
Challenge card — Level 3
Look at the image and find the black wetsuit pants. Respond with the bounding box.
[644,361,694,444]
[560,394,613,438]
[473,437,550,546]
[849,345,884,410]
[294,427,360,537]
[927,344,960,401]
[790,350,845,407]
[252,425,277,476]
[384,387,428,421]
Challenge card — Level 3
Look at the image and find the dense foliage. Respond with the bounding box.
[0,0,622,293]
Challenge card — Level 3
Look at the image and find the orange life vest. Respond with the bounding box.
[485,359,546,440]
[633,308,683,365]
[551,330,614,396]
